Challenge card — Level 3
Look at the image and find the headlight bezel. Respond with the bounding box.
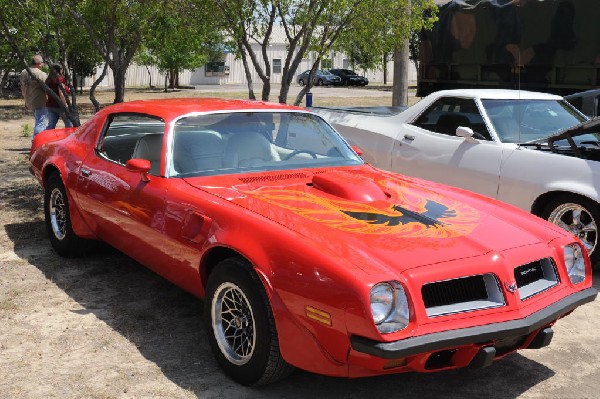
[564,242,587,284]
[369,281,410,334]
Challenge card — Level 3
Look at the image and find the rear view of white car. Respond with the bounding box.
[314,89,600,266]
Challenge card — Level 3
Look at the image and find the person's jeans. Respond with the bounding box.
[47,107,73,129]
[33,107,47,137]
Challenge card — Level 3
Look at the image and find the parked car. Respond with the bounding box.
[29,98,597,386]
[329,68,369,86]
[296,69,341,86]
[565,89,600,118]
[313,89,600,266]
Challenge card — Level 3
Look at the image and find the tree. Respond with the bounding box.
[0,0,83,124]
[140,0,223,92]
[213,0,367,105]
[333,0,437,104]
[63,0,163,104]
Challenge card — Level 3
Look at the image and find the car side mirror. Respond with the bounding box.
[126,158,152,181]
[456,126,480,143]
[456,126,474,138]
[351,145,364,156]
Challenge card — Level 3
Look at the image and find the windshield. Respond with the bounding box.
[171,111,363,177]
[481,99,586,143]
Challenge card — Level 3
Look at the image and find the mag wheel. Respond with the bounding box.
[542,195,600,269]
[44,173,87,257]
[204,258,293,385]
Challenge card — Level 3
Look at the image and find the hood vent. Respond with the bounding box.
[312,171,388,201]
[238,172,309,184]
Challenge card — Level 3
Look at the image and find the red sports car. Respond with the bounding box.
[29,98,597,386]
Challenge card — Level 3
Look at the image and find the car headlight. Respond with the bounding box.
[370,282,410,333]
[564,243,586,284]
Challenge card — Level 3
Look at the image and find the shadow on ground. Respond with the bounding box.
[4,216,563,398]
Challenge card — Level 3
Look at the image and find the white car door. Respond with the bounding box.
[391,96,514,199]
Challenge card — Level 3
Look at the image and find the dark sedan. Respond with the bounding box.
[329,69,369,86]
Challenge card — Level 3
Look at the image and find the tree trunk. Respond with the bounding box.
[169,69,176,89]
[90,62,109,112]
[145,65,153,88]
[112,66,126,103]
[261,78,270,101]
[0,69,8,96]
[383,54,388,85]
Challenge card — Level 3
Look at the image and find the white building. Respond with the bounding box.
[89,26,417,87]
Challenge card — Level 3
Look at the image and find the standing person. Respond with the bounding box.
[20,55,48,137]
[46,64,73,129]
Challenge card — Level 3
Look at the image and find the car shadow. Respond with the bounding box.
[5,220,557,398]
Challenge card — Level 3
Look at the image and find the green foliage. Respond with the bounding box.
[141,1,223,76]
[21,124,32,137]
[334,0,438,71]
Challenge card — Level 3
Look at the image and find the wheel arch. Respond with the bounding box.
[531,190,600,217]
[42,162,96,239]
[42,163,62,187]
[199,242,352,377]
[200,246,246,288]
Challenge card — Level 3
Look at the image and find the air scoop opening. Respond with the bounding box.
[311,171,389,201]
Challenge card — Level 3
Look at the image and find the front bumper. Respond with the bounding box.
[351,287,597,359]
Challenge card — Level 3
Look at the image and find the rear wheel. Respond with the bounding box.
[204,258,293,385]
[317,78,324,86]
[44,173,88,257]
[298,79,305,86]
[541,195,600,268]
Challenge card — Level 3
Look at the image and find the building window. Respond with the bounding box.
[273,59,282,74]
[321,59,332,69]
[205,62,230,76]
[343,59,349,69]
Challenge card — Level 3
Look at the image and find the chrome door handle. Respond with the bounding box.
[81,168,91,177]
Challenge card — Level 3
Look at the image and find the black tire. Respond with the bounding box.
[298,79,305,86]
[541,194,600,269]
[44,173,89,257]
[317,78,324,86]
[204,257,294,385]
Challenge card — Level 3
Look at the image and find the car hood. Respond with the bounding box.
[183,166,564,274]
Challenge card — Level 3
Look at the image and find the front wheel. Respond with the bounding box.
[317,78,324,86]
[298,79,305,86]
[541,195,600,268]
[204,258,293,385]
[44,173,89,257]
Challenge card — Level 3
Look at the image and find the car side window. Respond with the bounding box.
[98,114,165,172]
[412,97,492,140]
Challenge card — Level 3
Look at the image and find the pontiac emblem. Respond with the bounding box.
[505,281,518,294]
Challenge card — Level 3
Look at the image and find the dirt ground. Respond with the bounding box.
[1,86,599,398]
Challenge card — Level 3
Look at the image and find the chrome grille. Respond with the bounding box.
[514,258,559,300]
[422,273,504,317]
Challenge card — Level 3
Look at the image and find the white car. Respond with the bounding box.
[313,89,600,266]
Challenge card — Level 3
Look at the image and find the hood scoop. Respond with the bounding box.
[311,171,389,201]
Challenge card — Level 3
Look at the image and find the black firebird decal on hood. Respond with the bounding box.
[342,200,457,227]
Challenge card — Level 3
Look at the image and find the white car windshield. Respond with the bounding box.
[481,99,587,143]
[170,111,363,177]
